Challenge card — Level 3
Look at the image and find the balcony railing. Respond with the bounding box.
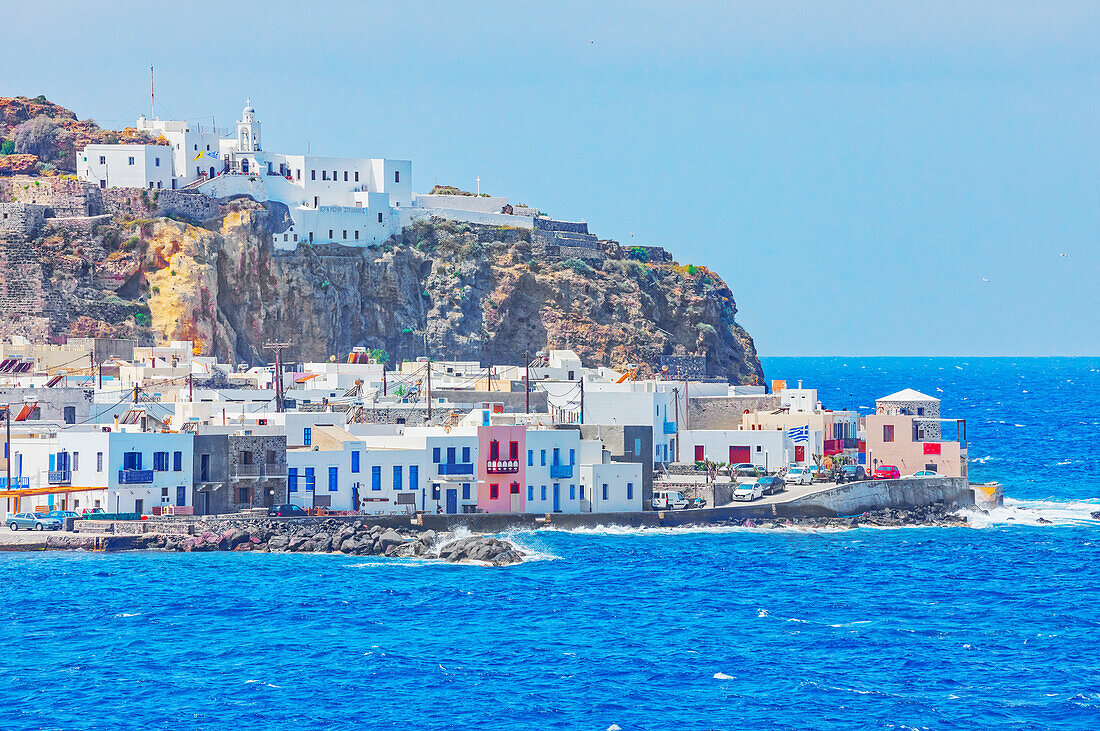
[232,464,287,480]
[118,469,154,484]
[0,477,29,489]
[47,470,72,485]
[438,462,474,476]
[549,464,573,479]
[485,459,520,474]
[663,420,677,435]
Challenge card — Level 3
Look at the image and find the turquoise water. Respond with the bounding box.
[2,357,1098,730]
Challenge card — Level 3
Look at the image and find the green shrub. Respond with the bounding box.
[0,139,13,155]
[563,257,593,276]
[696,323,717,335]
[686,264,699,276]
[628,246,648,262]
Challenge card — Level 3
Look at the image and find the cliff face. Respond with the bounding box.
[0,196,762,383]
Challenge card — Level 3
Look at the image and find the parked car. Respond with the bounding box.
[838,465,867,483]
[755,476,786,495]
[903,470,939,478]
[785,467,814,485]
[7,513,63,531]
[45,510,80,521]
[731,463,761,477]
[733,482,764,502]
[82,508,106,515]
[268,504,308,517]
[873,465,901,480]
[653,491,690,510]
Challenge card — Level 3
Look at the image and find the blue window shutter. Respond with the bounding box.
[603,484,609,500]
[304,427,311,446]
[580,485,585,500]
[627,482,634,500]
[371,465,381,490]
[304,467,315,491]
[393,465,402,490]
[288,467,298,492]
[462,446,470,462]
[173,451,182,471]
[527,485,533,501]
[540,450,546,466]
[462,483,470,499]
[541,485,546,500]
[570,484,575,500]
[433,447,441,463]
[527,450,533,466]
[409,465,418,490]
[569,449,575,465]
[447,446,456,463]
[634,438,641,455]
[351,451,360,473]
[49,454,56,471]
[329,466,338,492]
[553,448,560,465]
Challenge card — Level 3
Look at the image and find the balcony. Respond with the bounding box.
[0,477,29,489]
[549,464,573,479]
[47,470,72,485]
[232,464,287,480]
[485,459,520,474]
[118,469,154,484]
[438,462,474,476]
[663,420,677,435]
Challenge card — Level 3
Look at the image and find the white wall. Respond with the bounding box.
[79,145,174,190]
[583,462,643,512]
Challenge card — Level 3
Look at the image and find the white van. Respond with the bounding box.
[653,490,689,510]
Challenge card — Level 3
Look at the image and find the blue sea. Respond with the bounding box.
[2,358,1099,730]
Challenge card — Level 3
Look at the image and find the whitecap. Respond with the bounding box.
[960,497,1100,528]
[112,613,141,618]
[713,672,734,680]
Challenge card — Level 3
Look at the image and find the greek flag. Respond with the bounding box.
[787,425,809,443]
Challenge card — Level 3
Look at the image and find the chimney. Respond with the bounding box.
[798,380,803,389]
[113,414,119,431]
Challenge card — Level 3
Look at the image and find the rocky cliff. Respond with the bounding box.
[0,185,762,382]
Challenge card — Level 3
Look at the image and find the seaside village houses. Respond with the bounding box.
[0,333,970,520]
[0,100,972,520]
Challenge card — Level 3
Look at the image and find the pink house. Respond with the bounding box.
[477,425,526,513]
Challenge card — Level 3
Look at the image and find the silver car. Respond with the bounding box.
[7,512,62,531]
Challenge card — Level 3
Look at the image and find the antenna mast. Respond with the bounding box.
[150,66,155,120]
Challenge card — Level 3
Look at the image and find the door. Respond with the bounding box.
[446,489,458,514]
[553,484,560,512]
[794,446,805,463]
[134,499,143,515]
[176,486,186,507]
[694,445,705,462]
[729,446,750,464]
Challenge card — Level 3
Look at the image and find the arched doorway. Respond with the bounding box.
[209,166,216,178]
[241,158,249,174]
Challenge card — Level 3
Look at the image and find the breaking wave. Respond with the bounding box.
[961,497,1100,528]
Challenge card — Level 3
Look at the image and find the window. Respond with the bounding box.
[153,452,169,471]
[329,466,339,492]
[580,485,585,500]
[293,234,298,242]
[433,447,441,463]
[354,230,359,239]
[371,465,381,490]
[569,484,576,500]
[883,425,895,443]
[462,446,470,462]
[73,452,79,471]
[627,482,634,500]
[528,450,533,466]
[432,483,441,500]
[394,170,400,183]
[128,156,135,165]
[634,438,642,456]
[332,170,336,180]
[447,446,456,463]
[540,450,546,466]
[489,440,500,461]
[351,451,360,473]
[304,467,315,491]
[322,170,328,181]
[173,451,182,471]
[552,447,560,465]
[288,467,298,492]
[541,485,547,500]
[602,483,609,501]
[296,169,301,180]
[97,452,103,472]
[393,465,402,490]
[354,171,359,182]
[342,230,347,239]
[510,441,519,460]
[511,483,521,495]
[237,488,249,504]
[462,483,470,500]
[377,212,383,223]
[528,485,534,501]
[311,170,316,180]
[200,454,209,481]
[569,448,575,465]
[99,156,106,164]
[409,465,419,491]
[343,171,348,181]
[490,484,499,500]
[329,229,333,239]
[303,427,311,446]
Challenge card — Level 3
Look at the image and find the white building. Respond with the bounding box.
[78,144,174,190]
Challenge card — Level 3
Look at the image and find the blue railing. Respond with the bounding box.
[47,470,72,485]
[0,477,29,489]
[118,469,154,484]
[438,462,474,476]
[663,420,677,434]
[549,464,573,479]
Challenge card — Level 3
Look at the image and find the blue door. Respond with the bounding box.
[446,489,458,514]
[553,484,560,512]
[176,486,187,507]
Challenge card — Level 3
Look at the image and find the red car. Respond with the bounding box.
[873,465,901,480]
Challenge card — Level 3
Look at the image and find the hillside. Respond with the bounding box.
[0,181,762,383]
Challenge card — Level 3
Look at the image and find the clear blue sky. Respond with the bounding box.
[4,1,1097,356]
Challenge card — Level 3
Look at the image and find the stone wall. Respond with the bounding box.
[687,395,782,429]
[534,217,588,234]
[0,176,223,222]
[0,202,47,236]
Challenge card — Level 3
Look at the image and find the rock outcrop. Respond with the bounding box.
[0,186,763,382]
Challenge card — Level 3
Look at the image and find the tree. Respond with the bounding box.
[0,139,13,155]
[12,116,62,160]
[369,348,390,364]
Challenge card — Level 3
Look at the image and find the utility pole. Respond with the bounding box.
[683,378,689,430]
[188,372,193,403]
[264,342,291,413]
[426,359,432,421]
[150,66,155,120]
[579,376,584,425]
[524,351,530,414]
[382,365,387,396]
[3,405,10,492]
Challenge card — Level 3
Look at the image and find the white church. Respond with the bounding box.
[78,99,542,250]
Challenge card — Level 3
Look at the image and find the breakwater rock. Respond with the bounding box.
[150,518,527,566]
[717,502,968,530]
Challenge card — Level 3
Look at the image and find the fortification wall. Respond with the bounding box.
[0,202,47,236]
